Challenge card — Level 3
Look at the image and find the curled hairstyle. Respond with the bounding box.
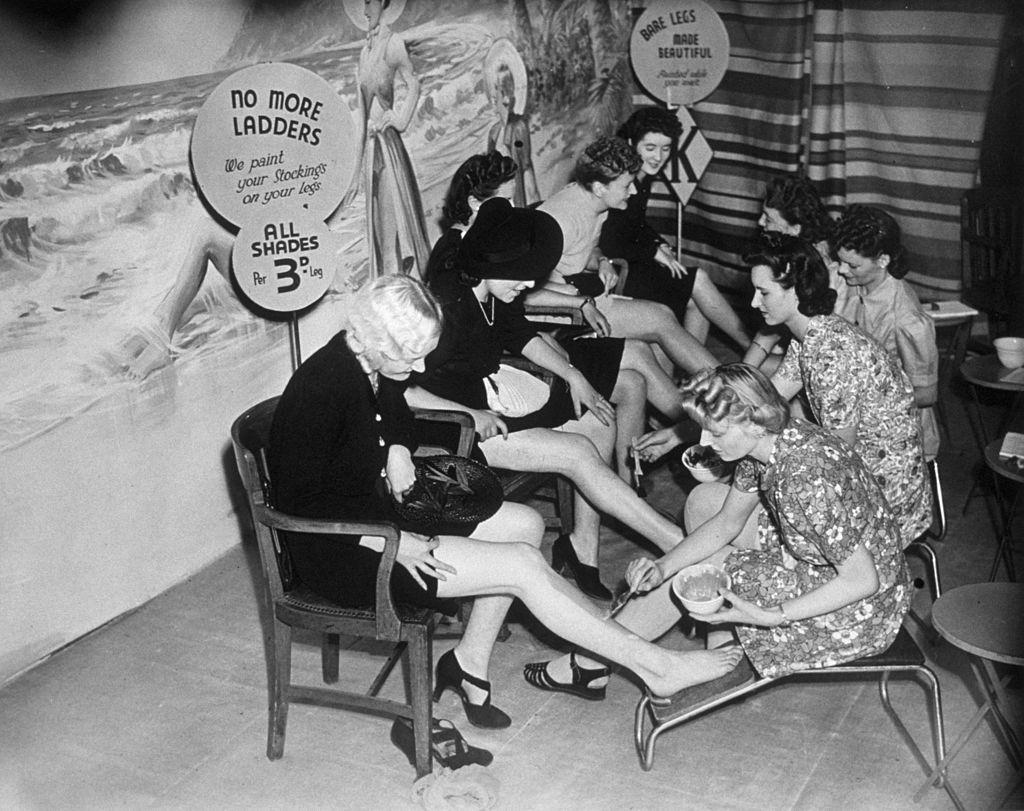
[616,105,683,145]
[762,175,833,244]
[745,233,837,316]
[347,275,443,360]
[573,136,642,189]
[442,152,518,227]
[681,363,790,434]
[831,204,908,279]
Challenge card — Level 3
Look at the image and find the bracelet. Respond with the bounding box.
[750,342,768,357]
[579,296,596,311]
[776,603,792,627]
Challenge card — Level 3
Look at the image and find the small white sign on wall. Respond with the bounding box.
[629,0,730,107]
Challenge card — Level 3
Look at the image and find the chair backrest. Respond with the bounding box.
[230,396,292,601]
[960,187,1023,322]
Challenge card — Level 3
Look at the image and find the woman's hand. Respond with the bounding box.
[634,427,684,463]
[580,299,612,337]
[653,245,689,279]
[596,259,619,293]
[626,557,665,593]
[471,408,509,442]
[385,446,417,502]
[566,369,615,425]
[397,532,457,590]
[704,589,784,627]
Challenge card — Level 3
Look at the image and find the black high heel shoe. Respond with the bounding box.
[390,716,493,769]
[550,534,612,601]
[433,649,511,729]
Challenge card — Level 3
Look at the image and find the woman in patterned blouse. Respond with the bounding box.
[751,234,933,546]
[525,363,910,696]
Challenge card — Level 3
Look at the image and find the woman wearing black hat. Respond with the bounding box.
[270,274,744,741]
[429,152,689,486]
[407,195,693,601]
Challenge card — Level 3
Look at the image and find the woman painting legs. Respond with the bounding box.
[431,523,744,700]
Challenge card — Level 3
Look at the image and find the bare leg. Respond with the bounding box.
[449,502,544,703]
[481,418,684,554]
[683,300,711,345]
[618,339,684,420]
[432,538,743,696]
[611,369,646,482]
[122,214,234,380]
[602,297,719,374]
[689,268,752,351]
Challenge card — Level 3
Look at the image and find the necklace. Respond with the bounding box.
[476,295,495,327]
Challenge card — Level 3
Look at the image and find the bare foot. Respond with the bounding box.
[646,646,744,698]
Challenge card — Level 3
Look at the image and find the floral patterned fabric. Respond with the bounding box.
[777,314,932,546]
[727,420,911,677]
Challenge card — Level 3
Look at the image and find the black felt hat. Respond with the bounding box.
[458,198,564,280]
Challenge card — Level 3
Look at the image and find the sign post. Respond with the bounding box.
[629,1,729,260]
[190,62,356,368]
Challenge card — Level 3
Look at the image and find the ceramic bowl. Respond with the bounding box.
[671,563,731,615]
[994,336,1024,369]
[681,444,728,483]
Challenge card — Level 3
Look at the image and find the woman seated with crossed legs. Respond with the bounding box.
[430,151,688,484]
[525,363,910,700]
[269,274,743,735]
[529,136,720,377]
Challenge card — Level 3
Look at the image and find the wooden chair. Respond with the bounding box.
[230,397,475,778]
[633,625,960,807]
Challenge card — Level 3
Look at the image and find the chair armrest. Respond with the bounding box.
[499,354,556,385]
[411,407,476,458]
[253,504,407,639]
[524,302,585,325]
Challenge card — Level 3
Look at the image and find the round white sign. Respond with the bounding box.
[629,0,730,106]
[191,62,355,225]
[232,211,338,312]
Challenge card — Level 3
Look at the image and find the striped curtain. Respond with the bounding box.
[646,0,1006,299]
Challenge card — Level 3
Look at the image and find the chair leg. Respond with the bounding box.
[407,628,434,778]
[633,695,657,771]
[267,619,292,761]
[322,633,340,684]
[929,459,948,542]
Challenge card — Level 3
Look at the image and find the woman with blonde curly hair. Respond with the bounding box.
[526,363,910,700]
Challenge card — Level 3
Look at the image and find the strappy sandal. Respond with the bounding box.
[390,716,493,770]
[523,652,609,701]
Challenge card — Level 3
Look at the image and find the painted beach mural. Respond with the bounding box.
[0,0,633,453]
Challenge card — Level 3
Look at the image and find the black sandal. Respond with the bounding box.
[523,652,609,701]
[390,716,493,770]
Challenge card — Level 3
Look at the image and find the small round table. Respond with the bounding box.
[915,583,1024,803]
[959,356,1024,579]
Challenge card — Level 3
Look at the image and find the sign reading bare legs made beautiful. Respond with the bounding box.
[191,62,356,312]
[629,0,730,108]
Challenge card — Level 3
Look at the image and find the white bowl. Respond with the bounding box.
[994,337,1024,369]
[681,444,728,483]
[671,563,731,615]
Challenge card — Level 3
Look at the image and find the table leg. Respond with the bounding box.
[989,484,1021,582]
[914,667,1017,801]
[980,658,1024,768]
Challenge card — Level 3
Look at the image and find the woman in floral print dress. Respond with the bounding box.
[525,363,910,696]
[751,235,933,547]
